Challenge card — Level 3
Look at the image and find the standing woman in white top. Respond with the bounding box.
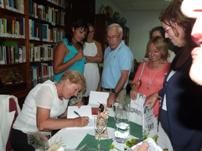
[83,23,103,99]
[11,71,89,151]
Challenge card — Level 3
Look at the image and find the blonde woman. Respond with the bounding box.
[11,71,89,151]
[130,37,170,116]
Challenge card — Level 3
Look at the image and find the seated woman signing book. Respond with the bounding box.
[130,37,170,117]
[11,71,89,151]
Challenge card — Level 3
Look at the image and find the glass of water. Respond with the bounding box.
[113,102,130,143]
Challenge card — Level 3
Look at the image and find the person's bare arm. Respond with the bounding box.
[85,41,103,63]
[130,79,141,100]
[107,70,129,107]
[130,87,138,100]
[114,70,129,94]
[53,42,83,74]
[36,107,89,131]
[134,143,149,151]
[145,92,160,108]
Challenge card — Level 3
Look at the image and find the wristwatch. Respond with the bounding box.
[111,89,118,96]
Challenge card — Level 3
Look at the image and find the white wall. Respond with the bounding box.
[126,11,162,61]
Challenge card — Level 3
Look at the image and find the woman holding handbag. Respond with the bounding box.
[130,37,170,117]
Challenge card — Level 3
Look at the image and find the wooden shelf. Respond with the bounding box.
[0,0,66,99]
[0,7,24,16]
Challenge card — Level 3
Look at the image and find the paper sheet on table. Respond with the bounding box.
[67,105,94,128]
[88,91,109,106]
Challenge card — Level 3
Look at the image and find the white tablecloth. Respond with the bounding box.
[48,108,173,151]
[48,126,136,151]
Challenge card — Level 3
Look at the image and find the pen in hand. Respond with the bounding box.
[74,111,81,117]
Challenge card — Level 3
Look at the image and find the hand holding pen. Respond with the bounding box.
[73,110,89,127]
[74,111,81,117]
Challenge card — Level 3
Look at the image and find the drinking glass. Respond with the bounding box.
[113,102,130,143]
[95,116,107,151]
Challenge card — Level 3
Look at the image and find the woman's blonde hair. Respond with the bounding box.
[60,70,86,92]
[146,37,169,60]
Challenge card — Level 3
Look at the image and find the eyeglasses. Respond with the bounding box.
[107,35,120,40]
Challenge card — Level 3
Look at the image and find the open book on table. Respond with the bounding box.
[67,105,95,128]
[88,91,109,107]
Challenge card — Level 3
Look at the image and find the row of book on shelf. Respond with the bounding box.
[0,17,25,38]
[30,44,54,62]
[0,0,65,13]
[0,0,24,14]
[0,41,26,64]
[32,64,54,85]
[29,0,66,26]
[29,19,65,42]
[0,42,56,65]
[0,17,65,42]
[30,44,54,84]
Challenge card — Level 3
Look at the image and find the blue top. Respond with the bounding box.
[101,41,133,88]
[54,38,86,82]
[160,58,202,151]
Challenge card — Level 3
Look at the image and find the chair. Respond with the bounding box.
[0,95,20,151]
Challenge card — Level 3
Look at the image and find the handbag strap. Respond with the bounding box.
[138,62,146,81]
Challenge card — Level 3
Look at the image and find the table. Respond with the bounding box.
[48,109,143,151]
[48,106,173,151]
[48,122,141,150]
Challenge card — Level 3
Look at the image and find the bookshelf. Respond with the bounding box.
[0,0,66,99]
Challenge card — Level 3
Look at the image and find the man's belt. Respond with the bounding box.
[101,87,114,92]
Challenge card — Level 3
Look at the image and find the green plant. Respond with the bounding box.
[125,138,139,148]
[109,144,122,151]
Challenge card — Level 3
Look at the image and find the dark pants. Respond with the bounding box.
[11,129,34,151]
[160,109,202,151]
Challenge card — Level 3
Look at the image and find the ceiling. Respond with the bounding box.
[109,0,171,11]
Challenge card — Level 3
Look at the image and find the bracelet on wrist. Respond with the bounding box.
[111,89,118,96]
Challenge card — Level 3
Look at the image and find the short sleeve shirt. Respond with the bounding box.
[13,80,68,133]
[101,41,134,88]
